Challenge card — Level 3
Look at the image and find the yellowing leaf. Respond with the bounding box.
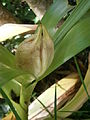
[28,73,80,120]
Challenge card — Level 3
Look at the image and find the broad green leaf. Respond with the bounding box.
[40,15,90,80]
[51,17,90,72]
[0,24,37,42]
[54,0,90,46]
[0,63,26,87]
[0,45,15,68]
[42,0,69,36]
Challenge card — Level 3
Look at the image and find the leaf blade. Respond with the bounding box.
[41,0,69,37]
[54,0,90,46]
[40,15,90,80]
[0,45,15,68]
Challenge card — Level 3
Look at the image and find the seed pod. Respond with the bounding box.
[15,25,54,77]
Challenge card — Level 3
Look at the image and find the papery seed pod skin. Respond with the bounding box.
[16,25,54,77]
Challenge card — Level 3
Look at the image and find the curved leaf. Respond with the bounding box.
[42,0,69,36]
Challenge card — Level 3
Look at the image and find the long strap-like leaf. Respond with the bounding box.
[42,0,68,37]
[40,13,90,81]
[54,0,90,47]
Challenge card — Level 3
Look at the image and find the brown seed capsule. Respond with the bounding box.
[15,25,54,77]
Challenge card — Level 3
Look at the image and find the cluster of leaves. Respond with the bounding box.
[0,0,35,119]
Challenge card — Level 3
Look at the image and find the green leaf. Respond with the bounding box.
[0,63,26,87]
[0,45,15,68]
[40,15,90,80]
[39,0,90,81]
[54,0,90,46]
[0,44,36,115]
[2,80,21,97]
[42,0,69,37]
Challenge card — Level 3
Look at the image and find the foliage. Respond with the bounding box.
[0,0,90,120]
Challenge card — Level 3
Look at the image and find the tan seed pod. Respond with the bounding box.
[15,25,54,77]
